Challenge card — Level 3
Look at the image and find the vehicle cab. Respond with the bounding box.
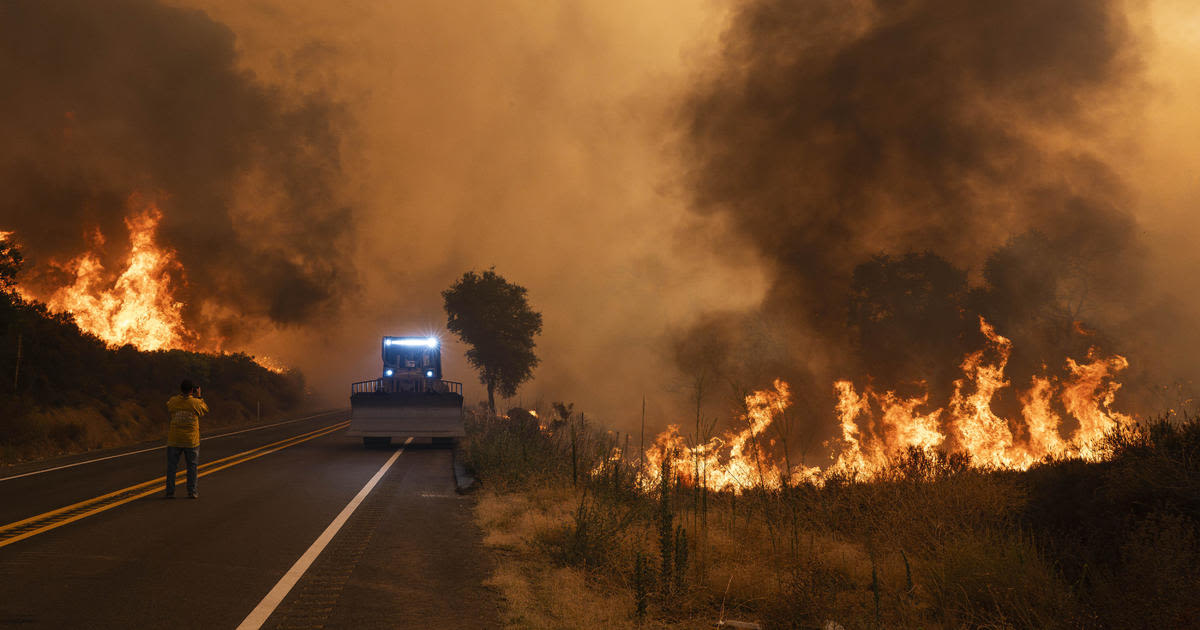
[382,336,442,381]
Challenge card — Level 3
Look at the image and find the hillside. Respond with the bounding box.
[0,289,308,464]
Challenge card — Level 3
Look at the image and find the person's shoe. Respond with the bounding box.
[187,493,198,499]
[163,494,175,499]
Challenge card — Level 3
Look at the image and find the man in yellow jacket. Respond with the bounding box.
[165,379,209,499]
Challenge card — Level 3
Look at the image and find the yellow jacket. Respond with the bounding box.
[166,394,209,448]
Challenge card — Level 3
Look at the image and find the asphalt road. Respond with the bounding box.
[0,411,501,629]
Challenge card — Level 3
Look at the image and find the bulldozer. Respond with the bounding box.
[347,336,464,447]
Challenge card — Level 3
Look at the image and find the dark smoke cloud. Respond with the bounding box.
[0,0,354,342]
[681,0,1158,417]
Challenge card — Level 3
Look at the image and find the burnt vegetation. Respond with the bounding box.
[0,240,307,464]
[464,405,1200,628]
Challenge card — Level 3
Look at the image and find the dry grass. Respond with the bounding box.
[476,488,655,629]
[465,411,1200,629]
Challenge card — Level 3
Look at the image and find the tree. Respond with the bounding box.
[0,236,22,291]
[847,252,973,398]
[442,269,542,413]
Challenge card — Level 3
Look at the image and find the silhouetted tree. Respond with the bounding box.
[970,230,1116,392]
[847,252,974,396]
[0,236,21,291]
[442,269,542,413]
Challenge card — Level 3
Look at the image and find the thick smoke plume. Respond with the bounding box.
[0,0,354,344]
[679,0,1173,423]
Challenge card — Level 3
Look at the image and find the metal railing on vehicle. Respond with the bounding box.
[351,379,463,395]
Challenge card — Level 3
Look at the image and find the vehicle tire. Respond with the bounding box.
[432,437,456,449]
[363,437,391,448]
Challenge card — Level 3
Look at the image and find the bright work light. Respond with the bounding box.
[385,337,439,347]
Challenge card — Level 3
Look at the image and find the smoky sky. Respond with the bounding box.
[0,0,354,343]
[678,0,1165,418]
[3,0,1196,426]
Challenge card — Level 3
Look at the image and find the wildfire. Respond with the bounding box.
[34,198,190,351]
[251,355,290,374]
[642,318,1134,492]
[642,380,821,492]
[12,195,290,374]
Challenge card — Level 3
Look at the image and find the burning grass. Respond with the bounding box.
[463,405,1200,628]
[642,318,1136,495]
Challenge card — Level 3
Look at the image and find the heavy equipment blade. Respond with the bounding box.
[348,390,465,440]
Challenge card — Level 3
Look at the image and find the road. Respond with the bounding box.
[0,411,502,629]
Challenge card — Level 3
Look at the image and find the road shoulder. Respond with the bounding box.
[268,445,503,629]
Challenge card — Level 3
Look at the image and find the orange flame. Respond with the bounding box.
[39,198,190,352]
[643,380,821,492]
[641,318,1133,491]
[251,355,289,375]
[948,318,1020,468]
[1020,375,1067,460]
[12,195,289,374]
[1062,352,1133,460]
[829,383,943,474]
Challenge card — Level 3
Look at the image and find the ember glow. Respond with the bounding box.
[250,355,290,375]
[642,319,1133,491]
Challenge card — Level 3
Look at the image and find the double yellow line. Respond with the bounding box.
[0,420,350,549]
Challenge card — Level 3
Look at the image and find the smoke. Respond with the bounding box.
[5,0,1196,428]
[0,0,766,414]
[0,0,354,343]
[672,0,1181,424]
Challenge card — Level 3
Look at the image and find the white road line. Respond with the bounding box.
[0,411,342,483]
[235,438,412,630]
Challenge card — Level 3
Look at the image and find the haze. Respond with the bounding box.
[2,0,1198,438]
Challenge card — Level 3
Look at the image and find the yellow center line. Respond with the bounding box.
[0,421,347,534]
[0,420,350,549]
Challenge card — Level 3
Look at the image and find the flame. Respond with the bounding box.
[1020,375,1067,460]
[251,355,289,374]
[643,380,821,492]
[36,198,190,351]
[12,195,285,375]
[829,383,943,474]
[948,319,1020,468]
[1062,352,1133,460]
[640,318,1133,491]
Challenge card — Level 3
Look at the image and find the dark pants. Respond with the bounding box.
[166,446,199,496]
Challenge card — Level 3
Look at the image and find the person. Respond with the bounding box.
[165,379,208,499]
